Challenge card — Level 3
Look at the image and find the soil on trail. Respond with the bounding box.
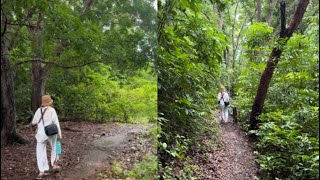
[195,110,259,179]
[1,121,155,180]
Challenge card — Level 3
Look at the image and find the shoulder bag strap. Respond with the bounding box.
[34,108,47,135]
[38,108,48,125]
[219,93,224,101]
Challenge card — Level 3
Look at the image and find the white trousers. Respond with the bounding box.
[219,105,229,123]
[36,135,57,172]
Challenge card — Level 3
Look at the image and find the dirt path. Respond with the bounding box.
[63,126,146,180]
[1,121,155,180]
[194,110,259,179]
[214,110,258,179]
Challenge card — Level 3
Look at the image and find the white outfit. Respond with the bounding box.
[217,92,230,123]
[31,106,62,172]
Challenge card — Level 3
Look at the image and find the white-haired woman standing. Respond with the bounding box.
[30,95,62,179]
[217,85,230,123]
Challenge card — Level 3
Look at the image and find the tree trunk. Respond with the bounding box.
[1,39,29,146]
[231,0,241,68]
[266,0,278,26]
[257,0,262,22]
[274,0,300,35]
[213,3,224,31]
[27,12,48,112]
[31,61,48,112]
[249,0,310,132]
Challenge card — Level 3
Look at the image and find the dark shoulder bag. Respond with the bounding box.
[41,108,58,136]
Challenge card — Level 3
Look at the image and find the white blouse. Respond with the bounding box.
[217,92,230,106]
[31,106,62,142]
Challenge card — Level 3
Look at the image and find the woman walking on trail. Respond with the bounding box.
[30,95,62,179]
[217,85,230,123]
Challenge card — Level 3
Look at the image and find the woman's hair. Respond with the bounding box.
[219,85,226,92]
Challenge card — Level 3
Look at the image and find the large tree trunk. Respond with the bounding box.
[1,39,29,146]
[249,0,310,132]
[31,61,48,112]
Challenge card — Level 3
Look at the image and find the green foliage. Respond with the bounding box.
[242,22,274,64]
[245,22,274,49]
[98,0,157,72]
[45,65,156,123]
[158,160,199,180]
[9,0,157,124]
[253,111,319,179]
[14,64,33,123]
[158,1,225,177]
[126,154,158,180]
[159,134,190,160]
[98,153,157,180]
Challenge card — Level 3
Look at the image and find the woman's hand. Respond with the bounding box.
[24,123,32,128]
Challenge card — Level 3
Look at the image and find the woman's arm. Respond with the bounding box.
[30,108,40,126]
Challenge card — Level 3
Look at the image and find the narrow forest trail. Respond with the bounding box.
[1,121,156,180]
[213,110,259,179]
[195,110,259,179]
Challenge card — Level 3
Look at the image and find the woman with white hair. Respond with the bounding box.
[30,95,62,179]
[217,85,230,123]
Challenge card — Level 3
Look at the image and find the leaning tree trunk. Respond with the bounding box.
[249,0,310,131]
[1,39,29,146]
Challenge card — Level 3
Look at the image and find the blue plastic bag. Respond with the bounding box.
[56,140,61,155]
[228,107,233,115]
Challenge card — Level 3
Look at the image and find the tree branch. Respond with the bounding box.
[1,0,7,6]
[81,0,96,15]
[6,22,37,28]
[15,59,102,69]
[203,12,211,21]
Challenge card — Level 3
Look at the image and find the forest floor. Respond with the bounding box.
[190,110,259,179]
[1,121,156,180]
